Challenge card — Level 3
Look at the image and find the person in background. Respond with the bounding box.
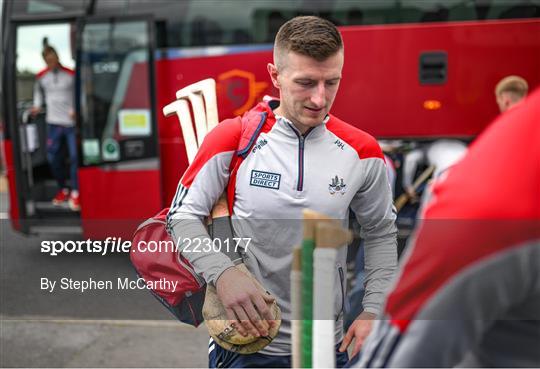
[31,40,79,211]
[494,75,528,113]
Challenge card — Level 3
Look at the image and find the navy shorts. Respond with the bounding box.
[208,338,350,368]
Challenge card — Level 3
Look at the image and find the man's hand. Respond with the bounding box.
[339,311,376,357]
[216,267,277,338]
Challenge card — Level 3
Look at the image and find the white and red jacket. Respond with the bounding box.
[357,88,540,367]
[33,66,75,126]
[168,100,397,355]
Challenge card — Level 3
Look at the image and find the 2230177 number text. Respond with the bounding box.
[181,238,251,253]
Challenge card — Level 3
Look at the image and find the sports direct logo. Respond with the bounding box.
[250,170,281,190]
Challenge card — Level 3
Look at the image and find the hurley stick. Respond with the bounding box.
[162,99,197,163]
[175,79,218,147]
[394,165,435,212]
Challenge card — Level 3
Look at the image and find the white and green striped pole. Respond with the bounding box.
[301,214,316,368]
[291,246,302,368]
[295,209,326,368]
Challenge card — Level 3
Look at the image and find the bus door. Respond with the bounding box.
[76,16,161,238]
[7,21,81,234]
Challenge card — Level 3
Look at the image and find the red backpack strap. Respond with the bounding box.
[226,107,271,213]
[236,111,268,158]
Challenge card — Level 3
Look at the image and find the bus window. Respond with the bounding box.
[78,19,157,166]
[90,0,302,47]
[82,0,539,49]
[487,0,540,19]
[91,0,240,46]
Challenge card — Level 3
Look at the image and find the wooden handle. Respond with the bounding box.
[315,223,352,249]
[302,209,339,239]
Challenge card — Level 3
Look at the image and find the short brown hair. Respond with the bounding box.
[495,75,528,98]
[274,16,343,69]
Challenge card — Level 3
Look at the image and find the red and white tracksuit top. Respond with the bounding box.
[168,100,397,355]
[356,88,540,367]
[33,66,75,127]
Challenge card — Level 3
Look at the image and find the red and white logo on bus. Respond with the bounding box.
[218,69,268,116]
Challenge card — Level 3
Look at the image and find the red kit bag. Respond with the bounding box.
[130,207,206,327]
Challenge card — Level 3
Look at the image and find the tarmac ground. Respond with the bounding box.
[1,319,209,367]
[0,178,209,368]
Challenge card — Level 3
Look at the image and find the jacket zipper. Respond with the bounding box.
[289,124,313,191]
[297,136,305,191]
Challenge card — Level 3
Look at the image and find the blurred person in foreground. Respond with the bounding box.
[495,75,528,113]
[352,87,540,367]
[31,40,79,211]
[166,16,397,368]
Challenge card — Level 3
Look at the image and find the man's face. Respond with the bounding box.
[44,52,60,70]
[267,50,344,133]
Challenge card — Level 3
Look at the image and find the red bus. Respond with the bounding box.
[2,0,539,237]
